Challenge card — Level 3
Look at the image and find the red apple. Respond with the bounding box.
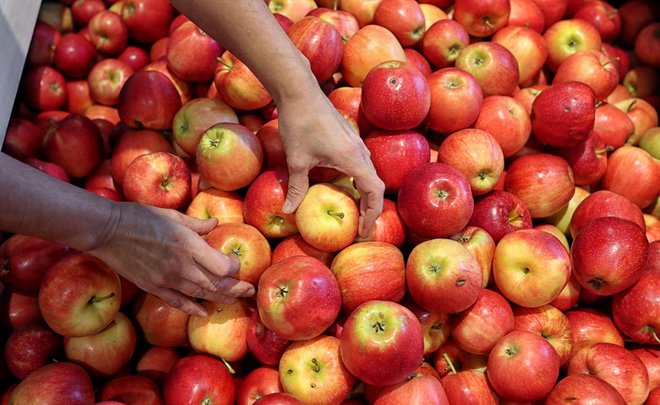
[2,118,44,161]
[133,292,189,348]
[339,0,381,27]
[53,33,97,79]
[553,50,619,101]
[425,68,484,134]
[110,128,173,186]
[214,51,273,111]
[552,130,608,186]
[455,42,519,97]
[468,190,533,243]
[612,271,660,345]
[397,162,474,238]
[26,21,61,67]
[543,18,602,71]
[88,10,129,55]
[601,145,660,210]
[271,234,335,267]
[635,22,660,68]
[354,198,407,248]
[492,25,548,85]
[306,7,360,41]
[268,0,317,23]
[98,375,162,405]
[20,66,68,112]
[568,189,645,239]
[117,69,182,130]
[257,255,341,341]
[120,0,173,44]
[566,307,625,354]
[23,158,71,183]
[236,366,282,405]
[167,21,223,82]
[4,322,62,379]
[573,0,621,43]
[243,167,298,239]
[403,48,432,77]
[473,95,531,158]
[143,59,193,104]
[512,304,573,365]
[0,290,42,331]
[87,58,134,106]
[8,362,94,404]
[440,369,498,405]
[162,354,235,405]
[508,0,545,33]
[421,19,470,69]
[117,45,150,71]
[246,310,290,367]
[571,216,649,296]
[545,374,626,405]
[66,80,95,115]
[287,16,343,83]
[453,0,511,37]
[186,187,245,224]
[373,0,426,46]
[122,151,191,209]
[372,374,449,405]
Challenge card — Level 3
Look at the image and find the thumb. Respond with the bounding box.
[282,171,310,214]
[175,212,219,236]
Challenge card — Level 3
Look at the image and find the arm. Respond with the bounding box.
[170,0,385,236]
[0,152,254,316]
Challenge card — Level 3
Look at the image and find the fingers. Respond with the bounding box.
[192,240,241,278]
[173,211,219,236]
[154,288,209,317]
[351,163,385,238]
[282,168,310,214]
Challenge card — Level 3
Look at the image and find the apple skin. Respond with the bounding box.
[360,60,431,131]
[20,65,68,112]
[601,145,660,210]
[552,130,608,186]
[196,122,264,192]
[278,335,356,405]
[339,300,424,387]
[257,255,341,341]
[243,167,298,239]
[421,19,470,69]
[372,374,450,405]
[405,302,452,355]
[474,95,532,158]
[468,190,533,243]
[135,346,182,385]
[340,24,406,87]
[110,128,174,186]
[566,307,625,354]
[186,187,244,224]
[87,58,134,107]
[571,216,649,296]
[162,354,235,405]
[268,0,317,23]
[440,369,498,405]
[246,310,290,367]
[38,253,121,338]
[364,129,430,195]
[406,238,482,314]
[508,0,545,33]
[635,22,660,68]
[512,304,574,365]
[253,393,304,405]
[612,271,660,345]
[453,0,511,38]
[63,311,137,379]
[545,374,626,405]
[118,70,182,130]
[122,151,191,210]
[531,81,596,148]
[449,226,496,287]
[455,42,519,98]
[166,21,223,83]
[492,25,548,85]
[493,229,571,308]
[53,33,97,79]
[615,97,659,146]
[271,234,335,268]
[306,7,360,41]
[8,362,95,405]
[143,59,193,105]
[486,330,561,402]
[2,117,44,161]
[26,21,61,67]
[133,292,189,348]
[568,189,645,239]
[567,343,650,405]
[287,16,343,83]
[236,366,282,405]
[214,51,273,111]
[255,119,287,169]
[437,128,505,196]
[543,18,602,71]
[120,0,173,44]
[330,241,406,314]
[373,0,426,47]
[354,198,407,248]
[4,322,63,379]
[118,45,150,72]
[553,49,620,101]
[98,375,162,405]
[594,98,633,149]
[0,290,42,332]
[632,347,660,391]
[88,10,129,55]
[426,67,484,134]
[187,299,252,362]
[504,153,575,218]
[397,162,474,239]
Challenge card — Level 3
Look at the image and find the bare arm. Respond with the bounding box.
[170,0,385,236]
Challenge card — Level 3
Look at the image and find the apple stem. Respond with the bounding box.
[89,292,116,304]
[594,100,605,109]
[626,99,638,113]
[442,353,457,375]
[220,357,236,374]
[595,146,613,156]
[327,210,345,220]
[653,329,660,345]
[217,57,232,69]
[602,56,620,67]
[332,0,338,10]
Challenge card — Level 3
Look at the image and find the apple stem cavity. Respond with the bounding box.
[327,210,345,220]
[508,211,525,227]
[88,292,115,304]
[588,278,605,291]
[160,176,173,191]
[442,353,458,375]
[277,286,289,298]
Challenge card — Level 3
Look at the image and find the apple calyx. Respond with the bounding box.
[457,234,471,243]
[372,320,386,333]
[88,292,116,305]
[508,211,525,227]
[269,215,285,226]
[160,176,173,191]
[587,278,605,291]
[436,189,449,201]
[442,352,458,374]
[276,285,289,299]
[310,357,321,373]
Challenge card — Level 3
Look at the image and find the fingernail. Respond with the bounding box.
[193,308,208,317]
[224,297,236,305]
[282,201,293,213]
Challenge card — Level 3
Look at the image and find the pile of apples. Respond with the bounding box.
[1,0,660,403]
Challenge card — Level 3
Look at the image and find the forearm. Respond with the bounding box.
[169,0,319,104]
[0,152,114,251]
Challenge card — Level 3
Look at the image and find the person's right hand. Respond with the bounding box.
[87,202,255,317]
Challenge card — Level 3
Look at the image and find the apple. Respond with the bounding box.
[545,374,626,405]
[143,59,193,104]
[117,45,150,71]
[0,290,42,331]
[8,362,95,404]
[624,66,660,99]
[88,10,129,55]
[63,311,136,379]
[117,69,182,130]
[279,335,355,404]
[135,346,181,385]
[571,216,649,296]
[204,222,272,285]
[38,253,121,337]
[617,0,656,46]
[397,162,474,238]
[449,226,496,288]
[615,97,659,146]
[254,119,287,169]
[406,238,482,314]
[405,302,453,355]
[640,126,660,159]
[360,60,430,131]
[163,354,235,405]
[26,21,61,67]
[196,122,263,191]
[4,322,62,379]
[98,375,162,405]
[440,369,498,405]
[23,158,71,183]
[512,83,546,115]
[246,310,290,366]
[236,366,283,405]
[20,66,68,112]
[287,16,343,83]
[552,130,608,186]
[339,300,424,387]
[66,80,95,115]
[354,198,407,248]
[473,95,531,159]
[340,24,406,87]
[53,33,97,79]
[2,117,44,161]
[186,188,244,226]
[84,105,120,124]
[122,151,191,209]
[110,128,173,186]
[601,145,660,210]
[373,0,426,46]
[486,330,561,402]
[403,48,432,77]
[149,36,169,61]
[568,189,645,238]
[187,299,252,362]
[573,0,621,43]
[306,7,360,41]
[120,0,173,44]
[493,229,571,307]
[268,0,317,22]
[543,18,602,71]
[133,292,189,348]
[425,68,484,134]
[166,21,223,83]
[567,343,650,405]
[421,19,469,69]
[87,58,133,106]
[632,347,660,391]
[214,51,273,111]
[371,374,449,405]
[271,234,335,267]
[566,307,625,354]
[504,153,575,218]
[492,25,548,85]
[257,255,341,341]
[455,42,519,98]
[453,0,510,37]
[468,190,533,243]
[253,393,304,405]
[437,128,504,196]
[330,241,405,314]
[553,50,619,101]
[243,167,298,239]
[508,0,545,32]
[635,22,660,68]
[294,183,359,253]
[612,271,660,345]
[512,304,573,365]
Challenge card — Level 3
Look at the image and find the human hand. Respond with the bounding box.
[277,86,385,238]
[87,202,255,317]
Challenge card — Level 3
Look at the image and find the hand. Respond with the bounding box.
[87,202,255,317]
[277,86,385,238]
